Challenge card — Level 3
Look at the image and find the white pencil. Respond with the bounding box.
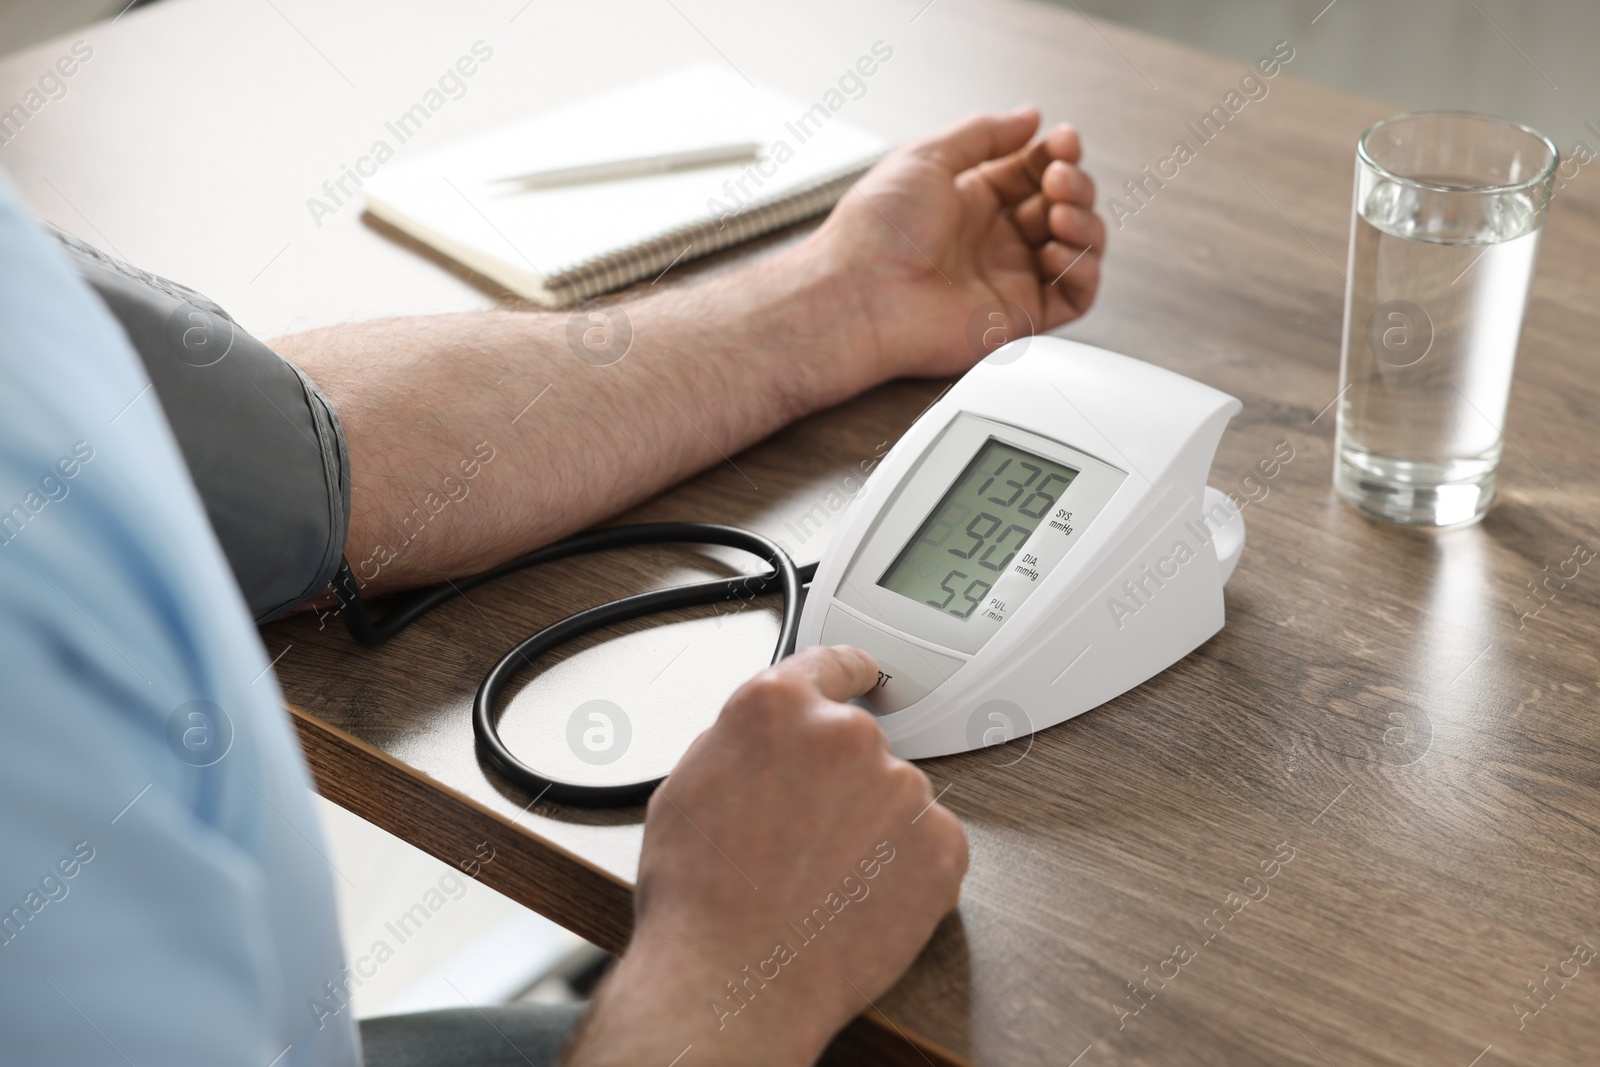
[493,142,763,189]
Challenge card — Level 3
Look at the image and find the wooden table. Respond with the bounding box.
[7,1,1600,1063]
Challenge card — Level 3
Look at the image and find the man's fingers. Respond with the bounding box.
[979,122,1084,208]
[1039,121,1083,166]
[1042,158,1095,208]
[913,106,1040,176]
[1038,239,1099,282]
[1011,192,1052,246]
[1014,190,1103,251]
[976,139,1053,208]
[1037,240,1100,314]
[1048,201,1106,251]
[778,644,881,704]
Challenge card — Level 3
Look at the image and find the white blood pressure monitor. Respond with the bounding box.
[797,337,1246,760]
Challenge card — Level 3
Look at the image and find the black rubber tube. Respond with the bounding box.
[333,523,812,807]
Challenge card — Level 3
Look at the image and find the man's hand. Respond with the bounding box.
[561,646,968,1067]
[813,107,1103,381]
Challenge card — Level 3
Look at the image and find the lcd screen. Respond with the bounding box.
[878,439,1078,619]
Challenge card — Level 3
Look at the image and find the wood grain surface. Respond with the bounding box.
[6,1,1600,1064]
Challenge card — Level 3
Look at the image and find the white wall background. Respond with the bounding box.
[1054,0,1594,150]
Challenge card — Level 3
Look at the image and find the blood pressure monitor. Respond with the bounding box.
[797,337,1245,760]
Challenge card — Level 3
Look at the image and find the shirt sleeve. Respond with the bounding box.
[0,174,360,1067]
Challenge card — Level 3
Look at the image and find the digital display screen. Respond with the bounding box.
[878,439,1078,619]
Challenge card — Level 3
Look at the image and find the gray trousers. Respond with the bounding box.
[361,1003,586,1066]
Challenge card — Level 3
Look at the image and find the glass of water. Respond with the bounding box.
[1334,111,1559,526]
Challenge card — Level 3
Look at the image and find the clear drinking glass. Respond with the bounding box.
[1334,111,1559,526]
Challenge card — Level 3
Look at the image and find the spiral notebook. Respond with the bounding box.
[362,66,889,307]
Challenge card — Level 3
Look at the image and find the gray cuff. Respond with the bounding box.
[50,226,350,623]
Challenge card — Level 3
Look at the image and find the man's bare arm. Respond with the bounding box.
[273,248,872,595]
[271,108,1104,596]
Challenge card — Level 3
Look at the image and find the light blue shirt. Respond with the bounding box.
[0,175,359,1066]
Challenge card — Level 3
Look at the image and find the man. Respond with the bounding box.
[0,106,1102,1065]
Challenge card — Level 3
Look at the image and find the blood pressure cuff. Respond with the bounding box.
[50,227,350,623]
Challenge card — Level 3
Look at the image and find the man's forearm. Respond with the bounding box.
[272,241,878,596]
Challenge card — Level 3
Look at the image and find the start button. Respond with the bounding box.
[820,606,967,713]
